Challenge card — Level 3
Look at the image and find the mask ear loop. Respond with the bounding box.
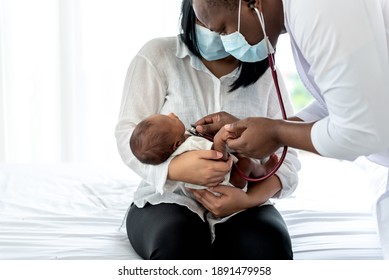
[237,0,242,33]
[232,6,289,182]
[253,8,271,56]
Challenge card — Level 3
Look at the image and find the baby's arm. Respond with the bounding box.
[212,127,231,161]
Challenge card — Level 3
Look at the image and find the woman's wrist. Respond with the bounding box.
[167,157,179,181]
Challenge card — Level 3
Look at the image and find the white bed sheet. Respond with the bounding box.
[275,154,383,259]
[0,163,142,260]
[0,154,384,260]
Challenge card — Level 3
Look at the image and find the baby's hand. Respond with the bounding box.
[213,126,235,161]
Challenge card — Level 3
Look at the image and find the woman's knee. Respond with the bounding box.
[127,203,211,259]
[243,206,293,259]
[213,206,293,260]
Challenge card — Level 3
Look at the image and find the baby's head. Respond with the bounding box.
[130,113,186,165]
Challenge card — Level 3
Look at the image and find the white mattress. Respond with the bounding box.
[0,163,142,260]
[275,154,383,259]
[0,154,384,260]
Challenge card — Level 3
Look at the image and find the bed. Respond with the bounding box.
[0,153,384,260]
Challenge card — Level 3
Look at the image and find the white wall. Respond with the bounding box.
[0,0,182,164]
[0,0,302,166]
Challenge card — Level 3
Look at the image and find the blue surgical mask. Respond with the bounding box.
[220,0,274,62]
[195,24,230,61]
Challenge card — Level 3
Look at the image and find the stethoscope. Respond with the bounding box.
[189,4,288,182]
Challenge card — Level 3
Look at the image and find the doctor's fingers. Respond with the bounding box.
[195,112,239,135]
[194,114,222,134]
[195,113,219,126]
[195,122,222,136]
[226,137,265,159]
[224,118,250,136]
[225,118,278,158]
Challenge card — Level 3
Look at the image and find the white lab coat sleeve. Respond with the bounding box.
[311,46,389,160]
[295,100,328,122]
[289,0,389,161]
[114,49,169,191]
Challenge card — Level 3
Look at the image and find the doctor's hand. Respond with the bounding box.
[195,111,239,136]
[189,186,251,218]
[224,117,282,159]
[168,150,233,188]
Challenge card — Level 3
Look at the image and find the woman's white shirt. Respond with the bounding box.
[115,36,300,220]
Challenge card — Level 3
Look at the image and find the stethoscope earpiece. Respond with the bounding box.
[247,0,256,10]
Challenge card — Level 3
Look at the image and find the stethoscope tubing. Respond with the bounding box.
[233,53,288,182]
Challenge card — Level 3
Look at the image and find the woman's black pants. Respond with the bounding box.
[126,202,293,260]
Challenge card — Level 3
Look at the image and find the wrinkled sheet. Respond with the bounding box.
[275,154,383,259]
[0,163,142,260]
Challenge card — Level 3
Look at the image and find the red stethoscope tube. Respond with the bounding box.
[234,53,288,182]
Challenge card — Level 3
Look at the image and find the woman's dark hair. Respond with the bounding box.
[179,0,269,92]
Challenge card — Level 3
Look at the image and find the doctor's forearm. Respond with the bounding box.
[274,119,319,155]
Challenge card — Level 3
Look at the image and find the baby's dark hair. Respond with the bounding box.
[130,118,175,165]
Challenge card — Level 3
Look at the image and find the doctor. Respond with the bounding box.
[192,0,389,258]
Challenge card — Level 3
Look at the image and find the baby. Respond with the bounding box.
[130,113,272,188]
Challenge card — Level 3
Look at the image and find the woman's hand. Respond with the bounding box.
[195,111,239,136]
[189,186,251,217]
[168,150,233,188]
[190,174,282,218]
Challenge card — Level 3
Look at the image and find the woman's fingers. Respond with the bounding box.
[196,149,224,160]
[189,188,221,212]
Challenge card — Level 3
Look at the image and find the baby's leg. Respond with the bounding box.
[229,157,253,188]
[229,155,279,187]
